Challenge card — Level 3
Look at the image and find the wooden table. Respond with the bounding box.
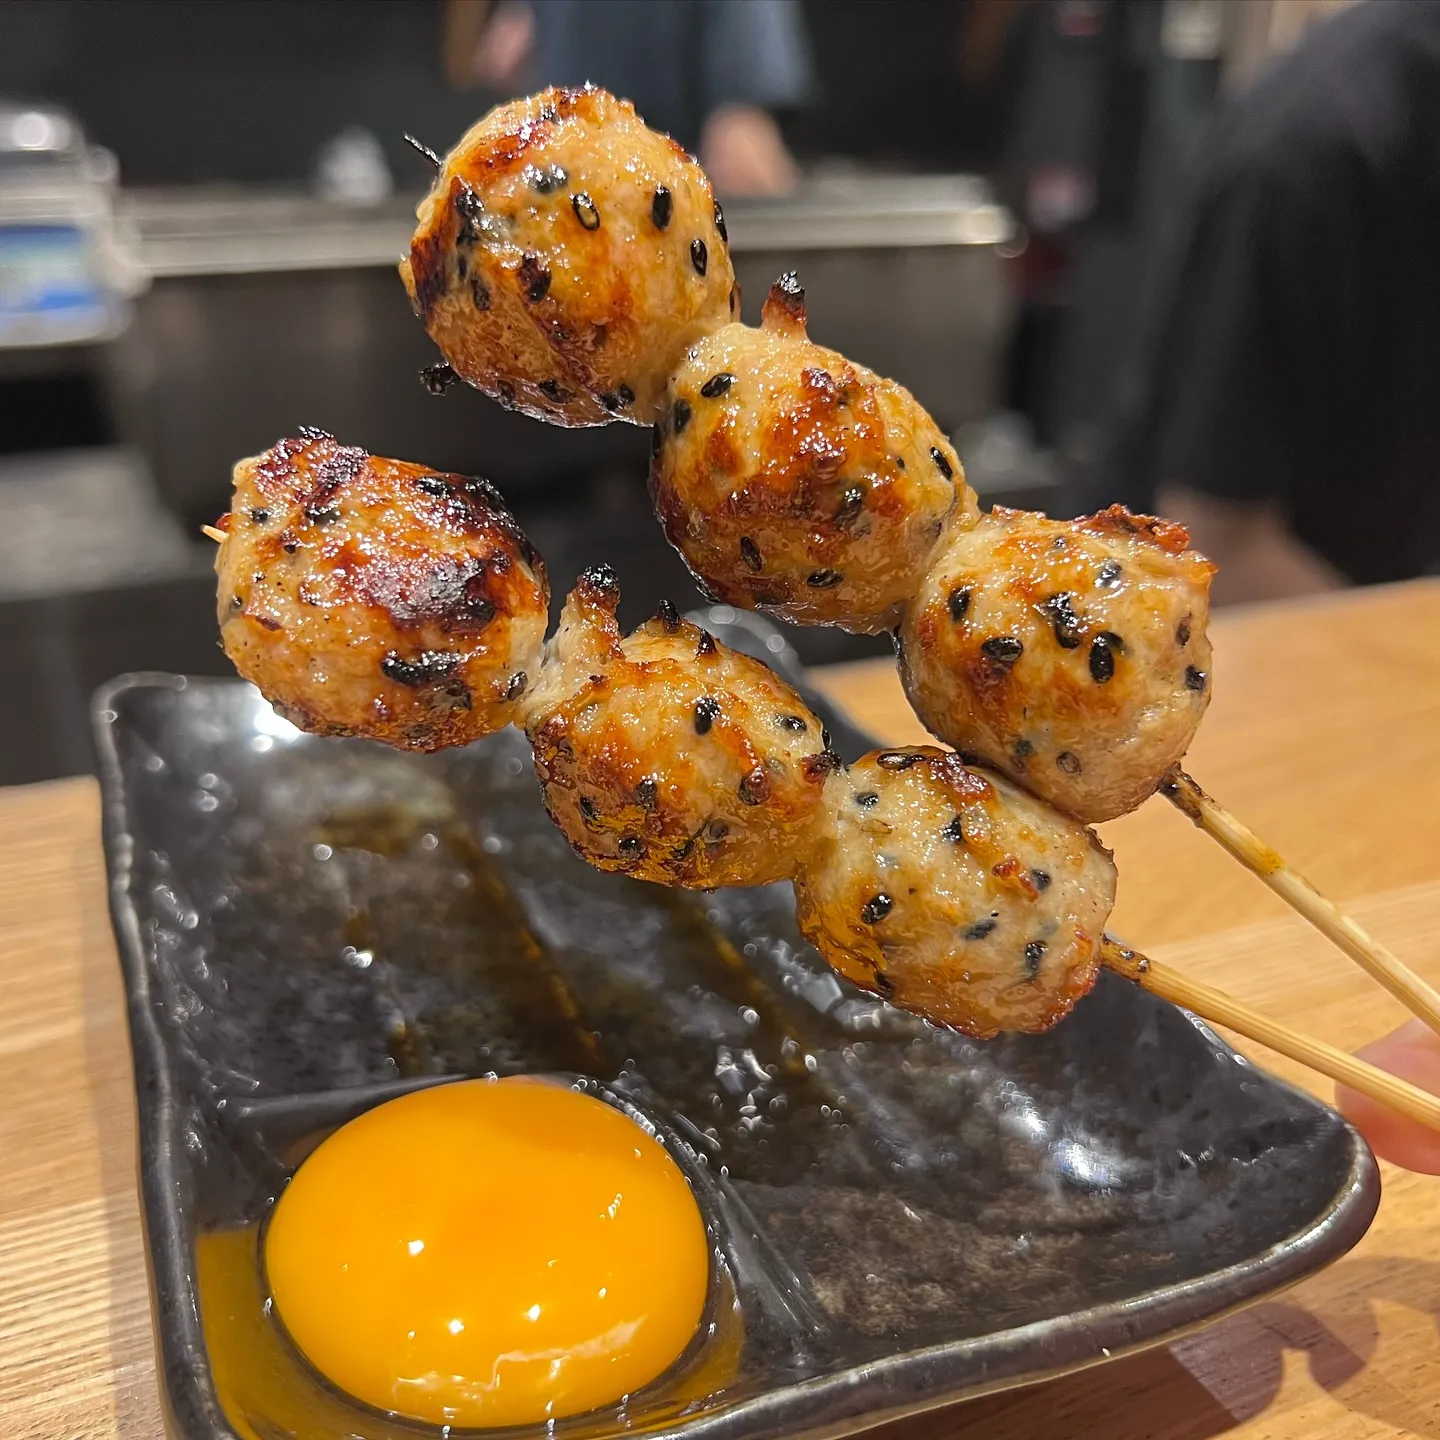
[3,579,1439,1440]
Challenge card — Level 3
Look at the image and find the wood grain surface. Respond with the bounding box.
[1,578,1438,1440]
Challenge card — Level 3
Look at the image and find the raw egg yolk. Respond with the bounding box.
[264,1077,709,1428]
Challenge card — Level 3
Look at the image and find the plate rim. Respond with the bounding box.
[92,671,1381,1440]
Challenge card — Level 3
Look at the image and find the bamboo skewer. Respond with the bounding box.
[1160,766,1440,1039]
[1100,937,1440,1134]
[201,525,227,544]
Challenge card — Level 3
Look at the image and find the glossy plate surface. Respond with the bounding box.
[94,613,1378,1440]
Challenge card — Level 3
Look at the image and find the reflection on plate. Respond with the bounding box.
[95,620,1377,1440]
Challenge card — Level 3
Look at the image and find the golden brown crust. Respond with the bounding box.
[215,432,548,750]
[648,276,977,632]
[793,748,1116,1038]
[898,507,1216,822]
[401,85,736,427]
[523,571,838,888]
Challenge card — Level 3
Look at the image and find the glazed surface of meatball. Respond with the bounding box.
[794,748,1117,1037]
[650,274,976,632]
[524,567,839,889]
[216,431,547,750]
[402,85,736,427]
[898,506,1216,823]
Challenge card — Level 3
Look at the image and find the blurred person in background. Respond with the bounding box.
[445,0,814,195]
[1107,0,1440,604]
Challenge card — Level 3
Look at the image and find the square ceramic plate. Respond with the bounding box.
[94,610,1378,1440]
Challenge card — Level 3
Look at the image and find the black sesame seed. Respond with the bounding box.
[248,507,270,524]
[694,697,721,734]
[807,569,843,588]
[497,380,516,407]
[740,535,763,572]
[518,253,551,302]
[1040,591,1082,649]
[696,630,717,656]
[1056,750,1083,775]
[690,238,708,275]
[1177,618,1192,648]
[305,503,340,526]
[877,751,922,771]
[834,486,864,527]
[618,835,646,858]
[381,650,457,686]
[538,378,572,403]
[930,446,954,479]
[738,769,769,806]
[777,714,807,732]
[1097,559,1123,588]
[713,199,728,242]
[419,362,457,395]
[1012,738,1034,767]
[580,796,599,821]
[964,918,996,940]
[1185,666,1208,692]
[700,372,735,399]
[942,815,966,843]
[651,424,665,456]
[471,275,491,310]
[504,671,527,701]
[1024,940,1047,978]
[635,777,658,809]
[282,540,298,554]
[600,383,635,412]
[862,894,894,925]
[1031,869,1052,892]
[415,474,450,497]
[981,636,1023,666]
[856,791,880,808]
[895,455,906,470]
[672,398,692,434]
[1089,631,1122,683]
[525,162,567,194]
[571,192,600,229]
[822,726,832,749]
[580,562,620,594]
[652,186,672,230]
[947,587,972,623]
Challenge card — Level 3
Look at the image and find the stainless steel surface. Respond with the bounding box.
[123,174,1013,278]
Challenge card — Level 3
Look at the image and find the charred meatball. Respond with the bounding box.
[216,431,547,750]
[793,748,1117,1037]
[402,85,736,427]
[524,566,838,888]
[898,506,1216,823]
[649,273,976,632]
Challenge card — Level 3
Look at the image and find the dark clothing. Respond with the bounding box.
[525,0,814,152]
[1110,0,1440,584]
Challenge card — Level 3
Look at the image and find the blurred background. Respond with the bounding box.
[1,0,1435,784]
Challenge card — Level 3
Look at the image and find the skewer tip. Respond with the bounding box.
[201,525,228,545]
[403,134,443,173]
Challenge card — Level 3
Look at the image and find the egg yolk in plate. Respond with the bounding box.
[264,1076,710,1428]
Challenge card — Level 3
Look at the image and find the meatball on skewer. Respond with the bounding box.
[216,429,547,750]
[899,505,1216,824]
[648,273,976,632]
[402,85,736,427]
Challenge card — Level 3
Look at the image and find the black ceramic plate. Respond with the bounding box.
[95,611,1379,1440]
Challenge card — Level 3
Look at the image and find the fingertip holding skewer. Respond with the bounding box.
[1159,767,1440,1040]
[1099,936,1440,1136]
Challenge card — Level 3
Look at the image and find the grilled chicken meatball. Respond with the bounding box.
[898,506,1216,823]
[650,274,976,631]
[524,566,839,888]
[402,85,736,428]
[794,747,1117,1037]
[216,431,547,750]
